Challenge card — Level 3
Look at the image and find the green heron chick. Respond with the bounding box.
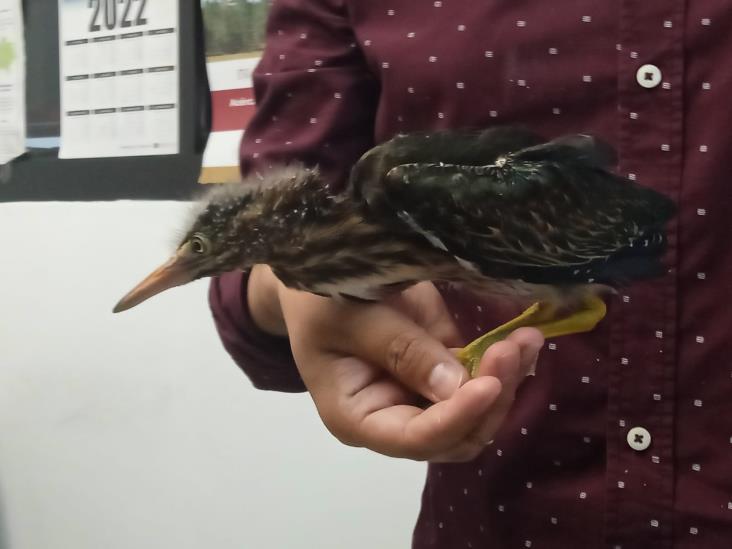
[113,127,675,375]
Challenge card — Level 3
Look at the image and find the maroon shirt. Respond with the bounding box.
[209,1,732,547]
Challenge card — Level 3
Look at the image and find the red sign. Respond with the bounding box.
[210,88,256,132]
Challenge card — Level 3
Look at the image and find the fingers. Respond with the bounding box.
[282,286,466,404]
[506,327,544,376]
[305,356,500,461]
[365,317,466,402]
[350,288,466,402]
[280,284,547,463]
[306,331,543,463]
[475,327,543,381]
[346,328,540,461]
[356,376,502,460]
[468,327,544,445]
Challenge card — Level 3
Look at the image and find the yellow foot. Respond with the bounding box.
[456,295,607,377]
[457,302,549,376]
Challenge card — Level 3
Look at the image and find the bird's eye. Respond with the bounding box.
[190,234,210,254]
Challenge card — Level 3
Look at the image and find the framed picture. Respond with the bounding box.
[1,0,210,202]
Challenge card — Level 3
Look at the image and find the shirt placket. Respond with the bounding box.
[607,2,684,548]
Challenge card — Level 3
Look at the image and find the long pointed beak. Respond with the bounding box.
[113,255,196,313]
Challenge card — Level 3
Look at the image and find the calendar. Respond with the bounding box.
[0,0,25,164]
[58,0,179,158]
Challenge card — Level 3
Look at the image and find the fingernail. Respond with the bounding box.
[429,362,464,400]
[526,352,540,377]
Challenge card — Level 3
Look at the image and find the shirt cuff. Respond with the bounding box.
[208,270,306,393]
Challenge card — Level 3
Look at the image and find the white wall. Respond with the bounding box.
[0,201,425,549]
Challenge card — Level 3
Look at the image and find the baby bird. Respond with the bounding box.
[114,126,675,374]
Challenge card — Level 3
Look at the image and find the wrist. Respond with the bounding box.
[247,264,288,337]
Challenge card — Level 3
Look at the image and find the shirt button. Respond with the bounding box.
[627,426,652,451]
[636,64,662,88]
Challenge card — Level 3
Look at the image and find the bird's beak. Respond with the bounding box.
[113,253,195,313]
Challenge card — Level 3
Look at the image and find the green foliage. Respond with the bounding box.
[202,0,270,56]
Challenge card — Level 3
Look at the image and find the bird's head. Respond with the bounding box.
[113,167,315,313]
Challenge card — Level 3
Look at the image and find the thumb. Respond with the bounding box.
[336,305,467,402]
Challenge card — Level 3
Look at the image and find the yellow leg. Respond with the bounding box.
[457,302,552,376]
[457,294,607,376]
[532,294,607,339]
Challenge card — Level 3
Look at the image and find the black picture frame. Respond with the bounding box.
[0,0,212,202]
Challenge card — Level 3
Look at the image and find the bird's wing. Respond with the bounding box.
[350,126,545,203]
[509,133,618,169]
[373,139,674,284]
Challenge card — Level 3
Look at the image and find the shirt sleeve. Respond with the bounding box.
[208,0,379,391]
[209,270,305,392]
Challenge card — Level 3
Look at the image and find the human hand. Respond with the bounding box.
[276,279,543,462]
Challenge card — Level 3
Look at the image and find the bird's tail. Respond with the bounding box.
[595,225,671,286]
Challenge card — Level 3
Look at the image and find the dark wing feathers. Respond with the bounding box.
[350,126,544,204]
[512,133,619,169]
[360,130,675,285]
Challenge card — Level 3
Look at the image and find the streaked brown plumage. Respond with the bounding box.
[113,126,675,370]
